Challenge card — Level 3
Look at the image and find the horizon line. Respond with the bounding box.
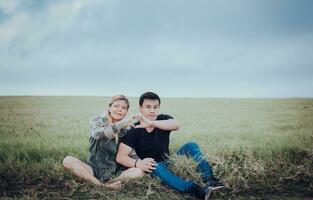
[0,94,312,100]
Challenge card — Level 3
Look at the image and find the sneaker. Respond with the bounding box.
[187,183,212,200]
[203,186,212,200]
[204,177,225,190]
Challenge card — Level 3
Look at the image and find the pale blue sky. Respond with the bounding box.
[0,0,313,97]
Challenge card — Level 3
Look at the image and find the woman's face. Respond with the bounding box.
[109,100,128,122]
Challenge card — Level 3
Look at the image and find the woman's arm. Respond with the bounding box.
[90,117,130,140]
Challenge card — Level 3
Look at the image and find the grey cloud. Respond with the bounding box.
[0,0,313,97]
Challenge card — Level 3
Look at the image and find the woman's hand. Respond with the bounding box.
[118,117,134,129]
[136,158,157,173]
[124,117,134,127]
[132,114,153,129]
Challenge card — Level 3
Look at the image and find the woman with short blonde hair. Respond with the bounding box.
[63,95,143,188]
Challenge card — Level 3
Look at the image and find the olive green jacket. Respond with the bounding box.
[86,114,126,182]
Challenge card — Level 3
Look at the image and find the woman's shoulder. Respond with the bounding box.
[90,113,109,125]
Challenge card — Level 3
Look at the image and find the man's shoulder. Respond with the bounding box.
[121,126,140,147]
[126,126,137,133]
[157,113,174,120]
[124,126,140,137]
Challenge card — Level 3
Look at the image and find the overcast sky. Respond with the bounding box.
[0,0,313,98]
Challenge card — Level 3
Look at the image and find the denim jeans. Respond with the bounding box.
[151,142,214,192]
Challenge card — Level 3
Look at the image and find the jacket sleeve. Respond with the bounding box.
[89,116,128,140]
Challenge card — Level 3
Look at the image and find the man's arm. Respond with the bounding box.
[133,114,180,131]
[116,143,137,168]
[116,143,157,172]
[151,119,179,131]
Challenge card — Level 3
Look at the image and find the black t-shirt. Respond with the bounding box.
[121,114,173,162]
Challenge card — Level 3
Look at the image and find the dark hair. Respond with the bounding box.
[139,92,161,106]
[109,95,129,110]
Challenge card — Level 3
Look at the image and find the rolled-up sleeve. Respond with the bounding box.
[89,116,114,140]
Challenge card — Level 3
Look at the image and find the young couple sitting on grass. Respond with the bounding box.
[63,92,225,199]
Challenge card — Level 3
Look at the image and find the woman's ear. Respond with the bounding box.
[105,108,111,115]
[106,109,113,123]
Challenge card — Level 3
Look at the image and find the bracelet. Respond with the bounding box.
[134,159,139,168]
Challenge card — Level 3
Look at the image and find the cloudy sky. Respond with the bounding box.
[0,0,313,98]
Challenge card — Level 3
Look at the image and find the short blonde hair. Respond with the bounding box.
[108,95,129,110]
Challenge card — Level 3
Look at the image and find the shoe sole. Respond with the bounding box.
[204,186,226,199]
[210,185,226,191]
[204,188,212,200]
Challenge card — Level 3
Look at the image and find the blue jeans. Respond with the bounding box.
[151,142,214,192]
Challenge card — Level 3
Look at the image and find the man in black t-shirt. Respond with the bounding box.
[122,113,173,163]
[116,92,225,200]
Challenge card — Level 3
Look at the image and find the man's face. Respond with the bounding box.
[139,99,160,121]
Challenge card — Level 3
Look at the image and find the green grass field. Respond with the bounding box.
[0,96,312,199]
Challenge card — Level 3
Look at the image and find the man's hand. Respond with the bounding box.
[136,158,157,173]
[132,114,153,129]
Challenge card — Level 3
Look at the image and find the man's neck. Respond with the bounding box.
[146,127,155,133]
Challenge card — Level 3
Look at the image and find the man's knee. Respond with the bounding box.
[183,142,199,150]
[178,142,200,155]
[63,155,74,169]
[152,163,167,177]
